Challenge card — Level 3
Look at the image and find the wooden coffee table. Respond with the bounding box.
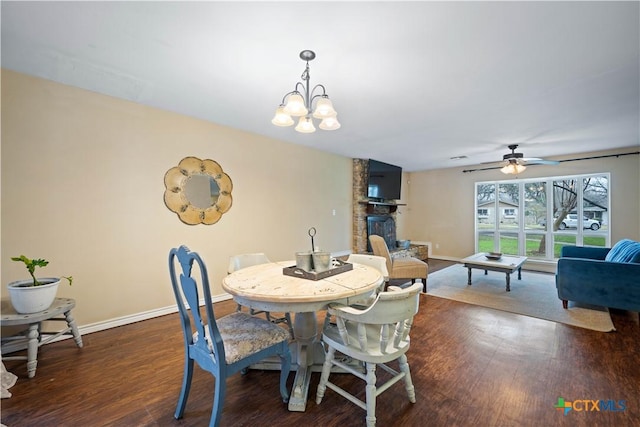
[461,253,528,292]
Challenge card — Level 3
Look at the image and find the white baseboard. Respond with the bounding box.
[521,259,558,274]
[429,255,458,262]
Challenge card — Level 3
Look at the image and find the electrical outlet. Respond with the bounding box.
[435,243,440,249]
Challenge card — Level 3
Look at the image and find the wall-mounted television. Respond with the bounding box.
[367,159,402,200]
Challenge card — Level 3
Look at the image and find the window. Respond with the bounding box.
[475,173,610,261]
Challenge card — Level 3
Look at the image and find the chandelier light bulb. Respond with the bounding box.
[271,105,294,127]
[295,116,316,133]
[313,96,337,119]
[283,93,308,117]
[319,115,341,131]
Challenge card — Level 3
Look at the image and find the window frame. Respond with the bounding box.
[475,173,610,261]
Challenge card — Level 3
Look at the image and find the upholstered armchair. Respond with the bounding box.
[369,235,428,292]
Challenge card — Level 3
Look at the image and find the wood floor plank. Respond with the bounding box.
[2,260,639,426]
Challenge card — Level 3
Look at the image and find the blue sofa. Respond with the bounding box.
[556,239,640,312]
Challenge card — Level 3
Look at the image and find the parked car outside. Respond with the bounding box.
[540,214,601,230]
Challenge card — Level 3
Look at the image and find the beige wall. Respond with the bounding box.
[405,146,640,262]
[1,70,353,327]
[3,69,638,331]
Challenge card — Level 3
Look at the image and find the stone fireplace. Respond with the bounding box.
[352,158,400,253]
[366,216,396,252]
[352,159,430,260]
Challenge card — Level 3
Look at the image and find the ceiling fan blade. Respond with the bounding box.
[478,145,560,167]
[523,158,560,165]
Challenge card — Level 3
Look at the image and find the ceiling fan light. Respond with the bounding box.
[271,105,294,127]
[319,115,341,131]
[283,93,308,116]
[312,96,336,119]
[501,163,526,174]
[295,116,316,133]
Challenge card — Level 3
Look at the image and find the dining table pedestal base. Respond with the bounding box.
[245,312,357,412]
[288,311,324,412]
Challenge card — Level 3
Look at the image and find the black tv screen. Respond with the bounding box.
[367,159,402,200]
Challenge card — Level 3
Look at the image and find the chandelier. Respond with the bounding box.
[272,50,341,133]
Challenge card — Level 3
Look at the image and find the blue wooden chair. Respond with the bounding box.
[228,253,295,339]
[168,245,291,426]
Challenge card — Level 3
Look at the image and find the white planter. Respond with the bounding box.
[7,278,60,314]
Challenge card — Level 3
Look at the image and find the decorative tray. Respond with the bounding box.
[485,252,503,260]
[283,259,353,281]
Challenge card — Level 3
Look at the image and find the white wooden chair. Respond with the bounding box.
[346,253,389,285]
[228,253,294,339]
[316,282,422,427]
[345,253,389,307]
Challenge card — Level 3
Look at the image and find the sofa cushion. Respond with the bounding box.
[605,239,640,263]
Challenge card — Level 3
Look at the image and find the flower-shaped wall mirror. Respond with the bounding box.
[164,156,233,225]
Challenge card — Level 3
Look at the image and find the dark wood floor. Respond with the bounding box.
[2,260,639,427]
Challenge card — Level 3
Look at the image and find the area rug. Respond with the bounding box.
[426,264,615,332]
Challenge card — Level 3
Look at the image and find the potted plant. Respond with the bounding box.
[7,255,73,314]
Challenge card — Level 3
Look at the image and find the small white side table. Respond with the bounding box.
[1,298,83,378]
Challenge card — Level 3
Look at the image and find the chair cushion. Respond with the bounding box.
[390,257,428,279]
[605,239,640,263]
[195,312,290,364]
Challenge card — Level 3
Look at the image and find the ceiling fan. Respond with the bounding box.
[462,144,561,174]
[497,144,559,174]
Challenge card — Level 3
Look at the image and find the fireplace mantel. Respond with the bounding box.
[359,200,406,214]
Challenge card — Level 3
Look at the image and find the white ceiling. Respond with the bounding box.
[2,1,638,171]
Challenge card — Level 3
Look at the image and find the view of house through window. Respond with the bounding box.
[475,174,610,261]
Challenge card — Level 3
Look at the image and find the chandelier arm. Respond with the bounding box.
[279,91,296,105]
[279,83,306,105]
[310,84,327,96]
[294,82,306,93]
[309,84,328,104]
[310,94,328,106]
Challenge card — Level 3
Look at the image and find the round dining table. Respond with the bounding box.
[222,260,383,412]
